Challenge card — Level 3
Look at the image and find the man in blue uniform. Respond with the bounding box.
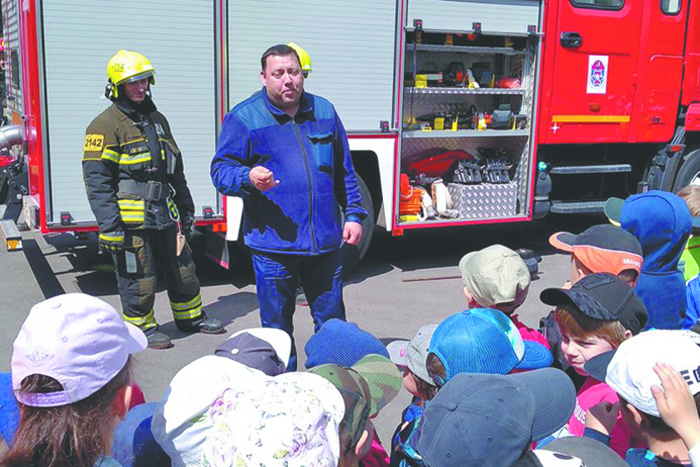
[211,44,367,370]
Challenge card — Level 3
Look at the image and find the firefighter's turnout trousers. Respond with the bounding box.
[82,98,204,331]
[115,227,201,331]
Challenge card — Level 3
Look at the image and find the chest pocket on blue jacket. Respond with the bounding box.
[307,132,334,174]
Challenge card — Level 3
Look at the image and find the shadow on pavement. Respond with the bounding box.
[22,239,65,298]
[160,290,259,342]
[346,213,606,284]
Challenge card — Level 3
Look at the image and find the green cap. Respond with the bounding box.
[308,354,402,447]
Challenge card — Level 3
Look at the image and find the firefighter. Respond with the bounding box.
[82,50,223,349]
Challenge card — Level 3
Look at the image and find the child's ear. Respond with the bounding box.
[354,420,375,459]
[623,401,645,428]
[463,287,472,301]
[112,383,133,420]
[623,329,633,340]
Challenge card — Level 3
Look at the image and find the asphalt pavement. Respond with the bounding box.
[0,213,604,446]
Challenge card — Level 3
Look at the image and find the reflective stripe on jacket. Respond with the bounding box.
[82,101,194,232]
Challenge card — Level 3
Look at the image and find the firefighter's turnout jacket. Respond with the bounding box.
[82,97,194,232]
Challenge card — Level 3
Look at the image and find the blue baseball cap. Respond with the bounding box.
[417,368,576,467]
[304,319,389,369]
[428,309,552,385]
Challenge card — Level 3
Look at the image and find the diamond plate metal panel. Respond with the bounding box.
[447,182,519,219]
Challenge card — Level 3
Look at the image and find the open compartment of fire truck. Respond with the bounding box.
[397,3,541,227]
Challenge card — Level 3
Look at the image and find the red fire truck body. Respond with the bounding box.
[2,0,700,260]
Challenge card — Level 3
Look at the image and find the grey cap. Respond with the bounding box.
[386,324,437,384]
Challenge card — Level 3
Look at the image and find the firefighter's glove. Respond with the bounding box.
[99,230,125,253]
[182,215,197,243]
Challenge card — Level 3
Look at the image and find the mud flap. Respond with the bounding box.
[203,228,230,269]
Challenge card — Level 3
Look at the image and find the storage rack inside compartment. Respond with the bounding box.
[398,32,538,225]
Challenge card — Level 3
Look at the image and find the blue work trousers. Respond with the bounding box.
[252,249,346,371]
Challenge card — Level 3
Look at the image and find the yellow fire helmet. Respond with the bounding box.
[106,49,156,99]
[287,42,312,77]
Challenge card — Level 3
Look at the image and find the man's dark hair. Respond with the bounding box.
[260,44,300,71]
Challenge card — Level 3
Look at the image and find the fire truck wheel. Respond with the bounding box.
[673,147,700,192]
[342,175,375,274]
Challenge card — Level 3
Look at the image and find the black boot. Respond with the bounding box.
[176,313,225,334]
[144,327,173,349]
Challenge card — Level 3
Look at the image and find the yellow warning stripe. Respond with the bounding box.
[101,148,120,163]
[119,152,151,165]
[171,294,202,311]
[123,310,157,330]
[171,294,203,320]
[173,307,203,320]
[552,115,631,123]
[118,199,145,224]
[118,200,145,208]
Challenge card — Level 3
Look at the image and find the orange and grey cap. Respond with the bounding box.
[549,224,643,277]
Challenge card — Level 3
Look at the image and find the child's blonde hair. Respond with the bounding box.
[677,185,700,217]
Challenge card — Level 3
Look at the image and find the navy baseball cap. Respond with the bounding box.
[215,328,291,376]
[540,273,648,335]
[417,368,576,467]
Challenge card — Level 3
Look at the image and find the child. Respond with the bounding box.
[549,224,644,287]
[387,325,438,466]
[459,244,548,347]
[2,293,147,467]
[390,310,552,467]
[677,186,700,329]
[387,324,439,418]
[309,355,403,467]
[305,318,390,368]
[304,319,396,467]
[605,190,691,329]
[110,327,293,467]
[582,329,700,466]
[153,355,348,467]
[545,224,644,373]
[677,185,700,282]
[152,353,400,467]
[425,308,553,388]
[539,272,648,457]
[415,368,576,467]
[652,361,700,467]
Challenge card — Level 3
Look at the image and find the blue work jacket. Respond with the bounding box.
[211,89,367,255]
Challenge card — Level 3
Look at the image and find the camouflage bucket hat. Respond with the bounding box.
[309,354,402,448]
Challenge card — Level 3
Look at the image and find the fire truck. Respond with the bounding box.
[0,0,698,266]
